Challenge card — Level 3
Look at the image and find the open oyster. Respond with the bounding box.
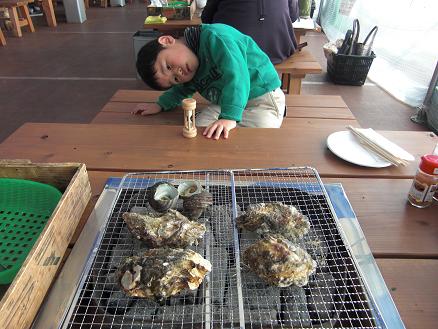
[122,210,206,248]
[182,190,213,220]
[147,182,179,212]
[243,235,316,287]
[116,248,211,301]
[178,180,203,199]
[236,202,310,240]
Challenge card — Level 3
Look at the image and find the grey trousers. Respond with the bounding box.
[196,88,285,128]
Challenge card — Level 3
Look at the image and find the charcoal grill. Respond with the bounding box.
[32,168,405,329]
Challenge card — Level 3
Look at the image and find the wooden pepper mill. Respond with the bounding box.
[182,98,197,138]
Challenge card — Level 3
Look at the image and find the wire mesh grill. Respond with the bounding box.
[64,168,381,329]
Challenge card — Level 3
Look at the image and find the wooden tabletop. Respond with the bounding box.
[0,123,435,178]
[1,116,437,327]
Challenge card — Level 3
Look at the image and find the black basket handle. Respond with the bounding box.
[363,25,378,52]
[348,19,360,55]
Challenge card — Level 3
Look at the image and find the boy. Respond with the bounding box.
[134,23,285,140]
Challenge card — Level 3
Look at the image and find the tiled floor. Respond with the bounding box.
[0,3,428,143]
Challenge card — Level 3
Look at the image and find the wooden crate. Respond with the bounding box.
[0,160,91,329]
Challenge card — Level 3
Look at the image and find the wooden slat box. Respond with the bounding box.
[0,161,91,329]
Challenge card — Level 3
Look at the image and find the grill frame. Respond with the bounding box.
[61,168,384,329]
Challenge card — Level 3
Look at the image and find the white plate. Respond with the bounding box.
[327,131,392,168]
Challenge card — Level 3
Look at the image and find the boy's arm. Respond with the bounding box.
[208,36,250,122]
[201,0,221,23]
[157,83,197,111]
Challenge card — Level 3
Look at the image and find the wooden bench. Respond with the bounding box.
[275,49,322,94]
[0,0,35,37]
[91,90,357,128]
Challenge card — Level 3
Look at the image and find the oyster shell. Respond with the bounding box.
[147,182,179,212]
[116,248,211,301]
[178,180,203,198]
[182,190,213,220]
[243,235,316,287]
[236,202,310,240]
[122,210,206,248]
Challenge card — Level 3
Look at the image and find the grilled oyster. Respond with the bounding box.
[182,190,213,220]
[147,182,179,212]
[122,210,206,248]
[243,235,316,287]
[178,180,203,199]
[116,248,211,301]
[236,202,310,240]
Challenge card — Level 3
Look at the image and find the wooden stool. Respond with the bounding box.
[0,26,6,46]
[0,0,35,37]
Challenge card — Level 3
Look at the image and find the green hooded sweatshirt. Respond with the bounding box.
[157,23,281,122]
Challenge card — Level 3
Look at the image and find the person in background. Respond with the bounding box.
[134,24,285,140]
[311,0,316,18]
[201,0,299,64]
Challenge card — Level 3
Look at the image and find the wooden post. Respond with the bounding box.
[182,98,197,138]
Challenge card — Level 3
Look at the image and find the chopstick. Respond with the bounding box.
[347,126,409,167]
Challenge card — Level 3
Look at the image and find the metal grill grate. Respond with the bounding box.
[63,168,381,329]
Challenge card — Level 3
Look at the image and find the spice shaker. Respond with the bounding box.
[407,155,438,208]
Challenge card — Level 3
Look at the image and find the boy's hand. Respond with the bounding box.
[203,119,237,140]
[132,103,161,116]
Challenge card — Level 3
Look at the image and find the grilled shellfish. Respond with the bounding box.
[236,202,310,240]
[182,190,213,220]
[116,248,211,301]
[178,180,203,199]
[147,182,179,212]
[122,210,206,248]
[243,235,316,287]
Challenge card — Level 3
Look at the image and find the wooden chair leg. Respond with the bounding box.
[281,73,291,94]
[0,27,6,46]
[289,75,304,95]
[18,4,35,32]
[8,7,22,37]
[100,0,107,8]
[42,0,57,27]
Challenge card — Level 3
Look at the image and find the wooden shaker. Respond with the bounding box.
[182,98,197,138]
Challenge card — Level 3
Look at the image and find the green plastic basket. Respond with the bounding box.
[0,178,62,284]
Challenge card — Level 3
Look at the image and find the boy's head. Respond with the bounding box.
[136,35,199,90]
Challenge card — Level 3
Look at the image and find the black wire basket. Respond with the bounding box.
[327,52,376,86]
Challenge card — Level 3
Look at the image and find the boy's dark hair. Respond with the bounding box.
[136,39,169,91]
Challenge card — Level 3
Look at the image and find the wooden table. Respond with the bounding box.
[1,123,435,177]
[0,120,437,328]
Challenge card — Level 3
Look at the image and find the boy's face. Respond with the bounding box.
[154,36,199,89]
